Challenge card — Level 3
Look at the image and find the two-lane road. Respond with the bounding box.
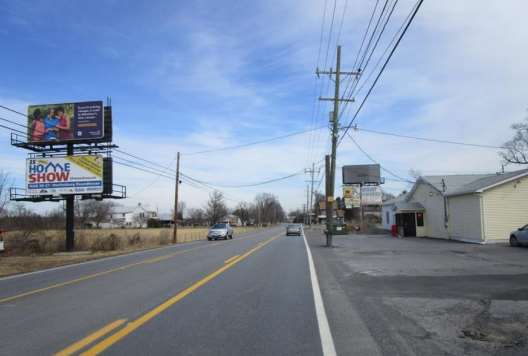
[0,227,331,355]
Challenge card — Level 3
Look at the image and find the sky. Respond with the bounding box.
[0,0,527,215]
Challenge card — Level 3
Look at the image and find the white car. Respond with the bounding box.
[207,223,234,241]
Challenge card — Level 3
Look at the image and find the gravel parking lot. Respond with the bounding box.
[307,230,528,356]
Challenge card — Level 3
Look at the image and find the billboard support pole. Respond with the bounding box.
[65,143,75,251]
[172,152,180,244]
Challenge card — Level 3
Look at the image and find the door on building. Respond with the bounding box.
[401,213,416,237]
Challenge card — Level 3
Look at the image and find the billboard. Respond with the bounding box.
[26,155,103,196]
[27,101,104,144]
[361,186,382,206]
[342,164,381,185]
[343,185,360,209]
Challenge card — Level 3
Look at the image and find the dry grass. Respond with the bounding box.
[0,226,262,277]
[1,226,261,255]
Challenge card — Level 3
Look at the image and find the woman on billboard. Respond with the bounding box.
[30,109,45,142]
[56,107,73,140]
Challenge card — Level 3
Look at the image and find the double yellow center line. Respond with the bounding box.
[0,243,218,304]
[56,233,281,356]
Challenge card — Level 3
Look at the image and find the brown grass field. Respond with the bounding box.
[0,226,262,277]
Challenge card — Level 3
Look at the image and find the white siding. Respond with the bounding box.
[482,176,528,242]
[409,183,448,238]
[448,194,483,243]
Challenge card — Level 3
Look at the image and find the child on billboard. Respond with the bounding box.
[44,108,59,141]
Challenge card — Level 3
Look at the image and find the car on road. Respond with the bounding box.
[286,224,303,236]
[207,223,233,241]
[510,224,528,247]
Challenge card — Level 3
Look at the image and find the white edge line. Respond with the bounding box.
[0,227,274,282]
[302,231,337,356]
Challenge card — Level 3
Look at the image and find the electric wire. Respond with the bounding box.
[338,0,425,146]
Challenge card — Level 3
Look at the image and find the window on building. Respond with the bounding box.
[386,211,390,224]
[416,212,424,226]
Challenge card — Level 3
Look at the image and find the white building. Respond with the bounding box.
[108,203,158,228]
[382,169,528,243]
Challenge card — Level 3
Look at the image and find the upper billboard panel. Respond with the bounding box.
[342,164,381,185]
[27,101,104,144]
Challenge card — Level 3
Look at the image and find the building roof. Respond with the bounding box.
[447,168,528,196]
[394,201,425,212]
[420,174,491,195]
[383,193,408,206]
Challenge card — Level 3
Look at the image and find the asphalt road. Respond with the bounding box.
[0,226,326,356]
[306,229,528,356]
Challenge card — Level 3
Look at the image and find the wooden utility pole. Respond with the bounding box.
[318,46,359,247]
[305,162,320,226]
[325,154,332,246]
[172,152,180,244]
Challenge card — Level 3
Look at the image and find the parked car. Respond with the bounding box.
[286,224,302,236]
[207,223,234,241]
[510,224,528,247]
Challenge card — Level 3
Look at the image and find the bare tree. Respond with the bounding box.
[78,200,115,228]
[254,193,285,225]
[233,202,250,225]
[501,115,528,164]
[188,208,206,226]
[205,190,228,225]
[0,171,11,216]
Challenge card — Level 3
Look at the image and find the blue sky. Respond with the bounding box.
[1,0,528,214]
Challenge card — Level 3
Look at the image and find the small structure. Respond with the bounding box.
[109,203,157,228]
[382,169,528,243]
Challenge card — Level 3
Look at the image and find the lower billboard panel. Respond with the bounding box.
[26,155,103,196]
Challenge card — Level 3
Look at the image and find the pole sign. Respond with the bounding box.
[343,185,360,208]
[361,186,382,206]
[27,101,104,144]
[26,155,103,196]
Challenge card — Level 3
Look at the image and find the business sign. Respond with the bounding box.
[342,164,381,185]
[343,185,360,209]
[361,186,382,206]
[27,101,104,144]
[26,155,103,196]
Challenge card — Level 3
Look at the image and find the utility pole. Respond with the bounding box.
[325,155,332,246]
[172,152,180,244]
[317,45,359,247]
[305,162,320,226]
[306,184,310,226]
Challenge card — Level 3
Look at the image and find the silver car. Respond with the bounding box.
[286,224,302,236]
[510,224,528,247]
[207,223,233,241]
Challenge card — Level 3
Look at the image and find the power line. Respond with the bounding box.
[180,170,304,189]
[0,123,26,135]
[346,131,414,183]
[184,125,326,156]
[342,0,399,107]
[0,115,28,130]
[0,105,27,118]
[338,0,425,146]
[352,125,505,149]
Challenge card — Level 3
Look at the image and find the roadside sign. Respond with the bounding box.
[26,155,103,196]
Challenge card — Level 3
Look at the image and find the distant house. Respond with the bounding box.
[109,203,158,228]
[382,169,528,243]
[223,214,242,226]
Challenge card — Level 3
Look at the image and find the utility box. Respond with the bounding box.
[330,223,347,235]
